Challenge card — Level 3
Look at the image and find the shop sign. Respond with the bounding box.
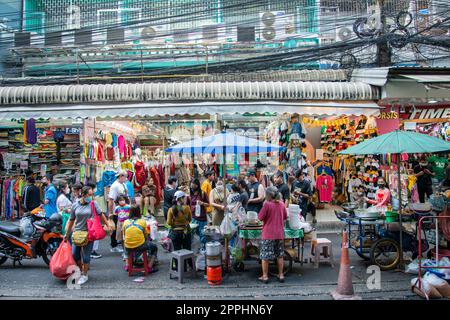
[377,111,399,120]
[400,106,450,121]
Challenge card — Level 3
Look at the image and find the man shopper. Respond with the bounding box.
[291,170,313,219]
[414,155,435,203]
[41,174,58,218]
[201,170,215,224]
[246,169,265,213]
[22,176,41,212]
[108,170,129,253]
[274,170,290,208]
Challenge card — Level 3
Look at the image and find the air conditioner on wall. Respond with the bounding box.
[259,11,286,41]
[140,25,170,43]
[335,26,354,42]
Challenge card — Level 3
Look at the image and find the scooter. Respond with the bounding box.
[0,213,63,267]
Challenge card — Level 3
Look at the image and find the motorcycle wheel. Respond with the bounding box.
[0,256,7,265]
[41,238,62,265]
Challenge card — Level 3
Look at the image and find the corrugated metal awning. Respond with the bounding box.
[397,74,450,83]
[0,101,381,120]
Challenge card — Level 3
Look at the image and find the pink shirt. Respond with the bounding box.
[258,201,288,240]
[118,135,126,157]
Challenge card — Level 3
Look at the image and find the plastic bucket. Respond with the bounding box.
[385,211,398,223]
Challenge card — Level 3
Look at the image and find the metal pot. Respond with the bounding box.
[206,241,222,256]
[206,254,222,267]
[354,209,380,219]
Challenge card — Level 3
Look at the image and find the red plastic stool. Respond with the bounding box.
[127,250,150,276]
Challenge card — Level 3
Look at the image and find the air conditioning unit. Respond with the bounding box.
[259,11,286,41]
[201,24,228,43]
[139,25,170,43]
[335,26,354,42]
[285,14,296,35]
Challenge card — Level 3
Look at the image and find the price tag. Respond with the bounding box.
[20,161,28,170]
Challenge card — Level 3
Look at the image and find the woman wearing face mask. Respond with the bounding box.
[64,186,111,285]
[366,178,391,213]
[56,180,72,213]
[210,177,226,226]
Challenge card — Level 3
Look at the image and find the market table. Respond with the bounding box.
[237,227,305,272]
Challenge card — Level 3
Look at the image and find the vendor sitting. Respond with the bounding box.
[366,178,391,212]
[352,185,366,209]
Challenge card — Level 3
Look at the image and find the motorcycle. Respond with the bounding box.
[0,212,63,267]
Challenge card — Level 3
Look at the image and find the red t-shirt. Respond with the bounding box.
[258,201,288,240]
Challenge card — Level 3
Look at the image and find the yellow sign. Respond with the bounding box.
[377,112,398,120]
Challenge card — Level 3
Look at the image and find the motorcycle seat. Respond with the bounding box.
[0,224,21,237]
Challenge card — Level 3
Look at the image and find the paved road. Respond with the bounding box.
[0,223,420,300]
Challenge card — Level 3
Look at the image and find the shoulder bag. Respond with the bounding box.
[87,202,106,241]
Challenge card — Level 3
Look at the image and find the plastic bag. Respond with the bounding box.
[191,234,201,254]
[411,277,443,299]
[220,213,237,236]
[160,236,173,252]
[424,272,450,298]
[157,230,169,242]
[61,212,71,236]
[195,203,201,218]
[49,240,77,280]
[19,216,34,239]
[147,216,158,241]
[231,237,243,263]
[405,259,421,274]
[196,249,206,271]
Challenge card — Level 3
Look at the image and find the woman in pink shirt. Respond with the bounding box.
[367,177,391,213]
[257,186,288,283]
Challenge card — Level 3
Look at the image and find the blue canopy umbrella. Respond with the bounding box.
[166,132,284,273]
[339,130,450,268]
[166,131,285,203]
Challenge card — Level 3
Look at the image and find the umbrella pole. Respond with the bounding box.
[222,145,230,273]
[397,154,404,269]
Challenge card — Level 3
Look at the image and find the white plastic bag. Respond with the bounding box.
[195,203,201,218]
[196,249,206,271]
[424,272,450,298]
[220,212,237,236]
[20,216,34,239]
[411,277,443,299]
[147,216,158,241]
[191,234,201,254]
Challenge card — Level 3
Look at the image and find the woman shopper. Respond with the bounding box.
[64,186,111,285]
[141,184,157,217]
[166,191,192,250]
[123,205,158,273]
[188,179,209,247]
[257,186,288,284]
[56,180,72,212]
[209,177,226,226]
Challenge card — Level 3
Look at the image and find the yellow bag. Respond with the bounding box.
[72,231,88,247]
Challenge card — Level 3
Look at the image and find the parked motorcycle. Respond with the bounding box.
[0,213,63,266]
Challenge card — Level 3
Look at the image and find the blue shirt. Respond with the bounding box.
[317,165,334,177]
[126,181,135,199]
[44,184,58,218]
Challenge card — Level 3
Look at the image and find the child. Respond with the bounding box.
[122,205,158,272]
[115,195,130,259]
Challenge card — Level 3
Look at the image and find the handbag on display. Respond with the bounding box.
[87,202,106,241]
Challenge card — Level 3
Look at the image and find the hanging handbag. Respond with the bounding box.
[87,202,106,242]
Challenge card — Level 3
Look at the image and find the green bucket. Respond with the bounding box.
[385,211,398,223]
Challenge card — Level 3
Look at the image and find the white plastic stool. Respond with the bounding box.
[312,238,335,268]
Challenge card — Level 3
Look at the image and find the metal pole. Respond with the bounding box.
[397,154,404,268]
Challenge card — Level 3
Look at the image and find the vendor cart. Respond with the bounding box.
[233,226,304,276]
[335,203,437,271]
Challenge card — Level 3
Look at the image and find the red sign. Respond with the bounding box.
[376,106,400,134]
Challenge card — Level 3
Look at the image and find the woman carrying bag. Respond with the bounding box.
[64,186,111,285]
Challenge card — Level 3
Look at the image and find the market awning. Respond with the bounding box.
[0,101,381,120]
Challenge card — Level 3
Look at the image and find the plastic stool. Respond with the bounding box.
[169,249,196,283]
[127,250,150,276]
[312,238,334,268]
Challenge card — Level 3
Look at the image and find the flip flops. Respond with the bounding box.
[258,277,269,284]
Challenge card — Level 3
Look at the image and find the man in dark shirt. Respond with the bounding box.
[22,176,41,212]
[163,176,178,219]
[291,170,313,219]
[274,170,290,208]
[414,155,435,203]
